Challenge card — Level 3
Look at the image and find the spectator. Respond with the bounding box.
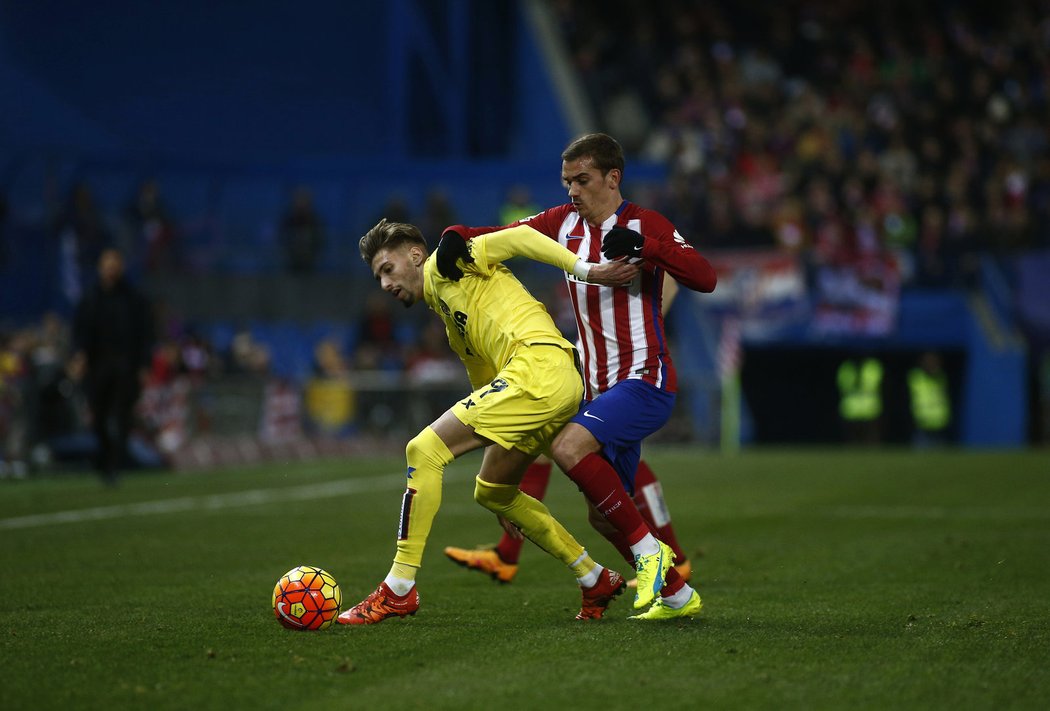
[313,338,350,379]
[304,338,354,438]
[420,188,457,241]
[0,329,32,478]
[229,328,271,376]
[279,186,326,274]
[29,312,70,387]
[376,194,412,227]
[355,291,402,370]
[72,248,153,484]
[55,183,111,306]
[25,312,71,465]
[404,321,460,386]
[36,335,90,462]
[498,185,539,225]
[123,178,180,274]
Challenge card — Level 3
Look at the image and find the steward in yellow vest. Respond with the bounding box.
[909,352,951,443]
[837,357,884,444]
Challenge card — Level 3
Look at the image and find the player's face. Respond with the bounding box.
[371,245,425,308]
[562,157,621,225]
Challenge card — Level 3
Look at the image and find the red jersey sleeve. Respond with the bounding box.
[637,211,717,293]
[443,205,568,242]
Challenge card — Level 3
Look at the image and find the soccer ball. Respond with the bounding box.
[272,565,342,631]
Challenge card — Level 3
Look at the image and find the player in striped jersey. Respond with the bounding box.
[444,281,693,592]
[437,133,716,619]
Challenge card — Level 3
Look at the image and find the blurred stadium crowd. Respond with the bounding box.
[560,0,1050,276]
[2,0,1049,476]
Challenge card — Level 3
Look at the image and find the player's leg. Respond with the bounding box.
[339,409,488,625]
[551,380,677,609]
[627,458,691,587]
[465,350,604,585]
[472,446,587,572]
[583,497,690,594]
[465,344,627,619]
[444,457,553,582]
[472,445,625,620]
[574,454,701,620]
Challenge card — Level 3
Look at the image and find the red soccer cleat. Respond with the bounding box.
[576,568,627,620]
[337,582,420,625]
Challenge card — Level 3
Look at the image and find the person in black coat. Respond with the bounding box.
[72,248,153,484]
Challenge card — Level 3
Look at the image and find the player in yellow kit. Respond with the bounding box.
[339,219,641,624]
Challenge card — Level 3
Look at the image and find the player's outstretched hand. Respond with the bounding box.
[601,226,645,260]
[436,228,474,281]
[587,259,640,286]
[497,515,524,541]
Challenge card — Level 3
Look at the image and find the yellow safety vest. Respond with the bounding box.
[908,368,950,431]
[838,358,883,421]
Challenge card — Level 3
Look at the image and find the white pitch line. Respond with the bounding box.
[0,471,441,531]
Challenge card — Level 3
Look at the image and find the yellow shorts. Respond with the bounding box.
[451,345,583,456]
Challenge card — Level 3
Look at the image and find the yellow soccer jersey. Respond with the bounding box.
[422,225,579,389]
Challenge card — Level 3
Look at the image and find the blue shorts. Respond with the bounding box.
[570,379,675,494]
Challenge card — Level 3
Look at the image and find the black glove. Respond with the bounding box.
[601,226,644,260]
[435,229,474,281]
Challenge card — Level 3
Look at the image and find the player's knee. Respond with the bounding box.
[405,428,454,472]
[549,435,577,472]
[550,424,598,472]
[405,433,426,465]
[474,476,515,513]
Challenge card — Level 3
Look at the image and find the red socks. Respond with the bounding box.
[632,459,688,566]
[595,517,687,597]
[566,452,649,546]
[495,460,552,564]
[496,455,690,600]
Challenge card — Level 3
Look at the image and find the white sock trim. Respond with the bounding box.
[629,532,660,559]
[661,585,693,609]
[576,563,602,589]
[383,575,416,597]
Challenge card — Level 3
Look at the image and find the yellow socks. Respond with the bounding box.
[474,476,586,569]
[392,427,455,569]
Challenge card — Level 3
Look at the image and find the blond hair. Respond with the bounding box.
[359,218,428,265]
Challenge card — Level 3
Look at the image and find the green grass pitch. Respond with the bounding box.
[2,448,1048,710]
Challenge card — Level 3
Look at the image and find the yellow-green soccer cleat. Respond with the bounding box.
[632,540,675,609]
[627,559,692,589]
[630,589,703,621]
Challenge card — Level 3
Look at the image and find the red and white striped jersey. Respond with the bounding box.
[448,202,716,399]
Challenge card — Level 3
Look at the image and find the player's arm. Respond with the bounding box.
[437,223,636,285]
[662,277,679,317]
[470,224,636,286]
[443,206,562,241]
[602,221,717,293]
